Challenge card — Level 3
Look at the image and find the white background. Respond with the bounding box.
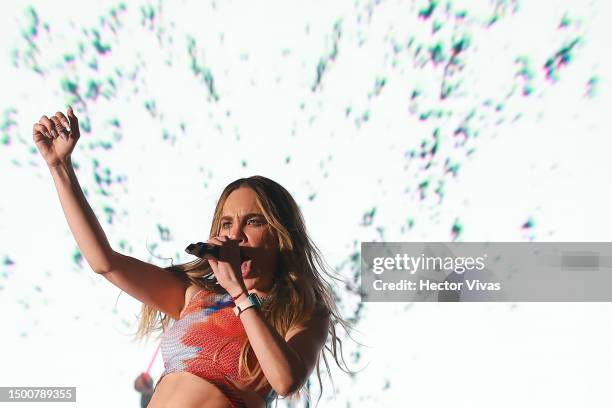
[1,0,611,406]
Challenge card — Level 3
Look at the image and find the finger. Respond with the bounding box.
[48,117,61,138]
[218,235,239,243]
[207,258,218,270]
[33,123,51,138]
[50,116,69,140]
[50,116,67,133]
[207,237,224,246]
[54,111,71,132]
[226,235,241,243]
[39,115,57,138]
[67,105,79,130]
[223,236,241,246]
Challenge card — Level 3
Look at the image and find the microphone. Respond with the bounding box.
[185,242,221,259]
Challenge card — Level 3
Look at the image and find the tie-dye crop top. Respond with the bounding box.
[156,289,278,407]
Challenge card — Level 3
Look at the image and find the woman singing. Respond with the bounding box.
[33,106,355,408]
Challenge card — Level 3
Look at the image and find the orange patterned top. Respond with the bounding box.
[156,289,277,407]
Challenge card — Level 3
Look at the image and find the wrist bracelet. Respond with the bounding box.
[233,293,262,316]
[230,290,247,301]
[237,304,255,316]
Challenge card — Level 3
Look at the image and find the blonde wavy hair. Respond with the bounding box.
[135,175,356,406]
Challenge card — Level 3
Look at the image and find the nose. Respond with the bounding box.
[229,223,247,243]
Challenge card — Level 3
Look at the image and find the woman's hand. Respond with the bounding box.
[206,235,247,297]
[32,106,80,168]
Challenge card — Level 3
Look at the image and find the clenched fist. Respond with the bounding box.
[32,106,80,168]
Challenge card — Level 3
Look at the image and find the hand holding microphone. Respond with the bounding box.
[185,238,249,298]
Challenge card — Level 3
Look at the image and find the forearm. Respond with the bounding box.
[238,307,306,396]
[48,157,115,273]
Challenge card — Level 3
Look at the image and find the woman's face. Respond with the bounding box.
[218,187,279,293]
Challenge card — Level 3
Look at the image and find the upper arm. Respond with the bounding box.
[284,309,331,389]
[97,250,191,320]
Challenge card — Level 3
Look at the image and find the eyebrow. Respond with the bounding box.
[220,213,265,222]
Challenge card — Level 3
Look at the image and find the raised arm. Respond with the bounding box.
[34,107,189,319]
[49,158,114,273]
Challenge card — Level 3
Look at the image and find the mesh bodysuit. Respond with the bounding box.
[156,289,277,407]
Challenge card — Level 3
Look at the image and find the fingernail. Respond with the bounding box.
[62,121,71,131]
[51,129,57,137]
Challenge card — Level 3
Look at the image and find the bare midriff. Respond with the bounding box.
[147,371,266,408]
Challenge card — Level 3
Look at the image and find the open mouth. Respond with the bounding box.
[239,252,253,275]
[240,259,252,276]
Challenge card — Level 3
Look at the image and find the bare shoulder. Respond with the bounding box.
[285,305,330,341]
[309,303,331,327]
[284,304,331,382]
[179,284,207,316]
[313,304,331,319]
[185,284,203,302]
[314,306,331,332]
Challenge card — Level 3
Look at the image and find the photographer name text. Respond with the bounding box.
[372,279,501,291]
